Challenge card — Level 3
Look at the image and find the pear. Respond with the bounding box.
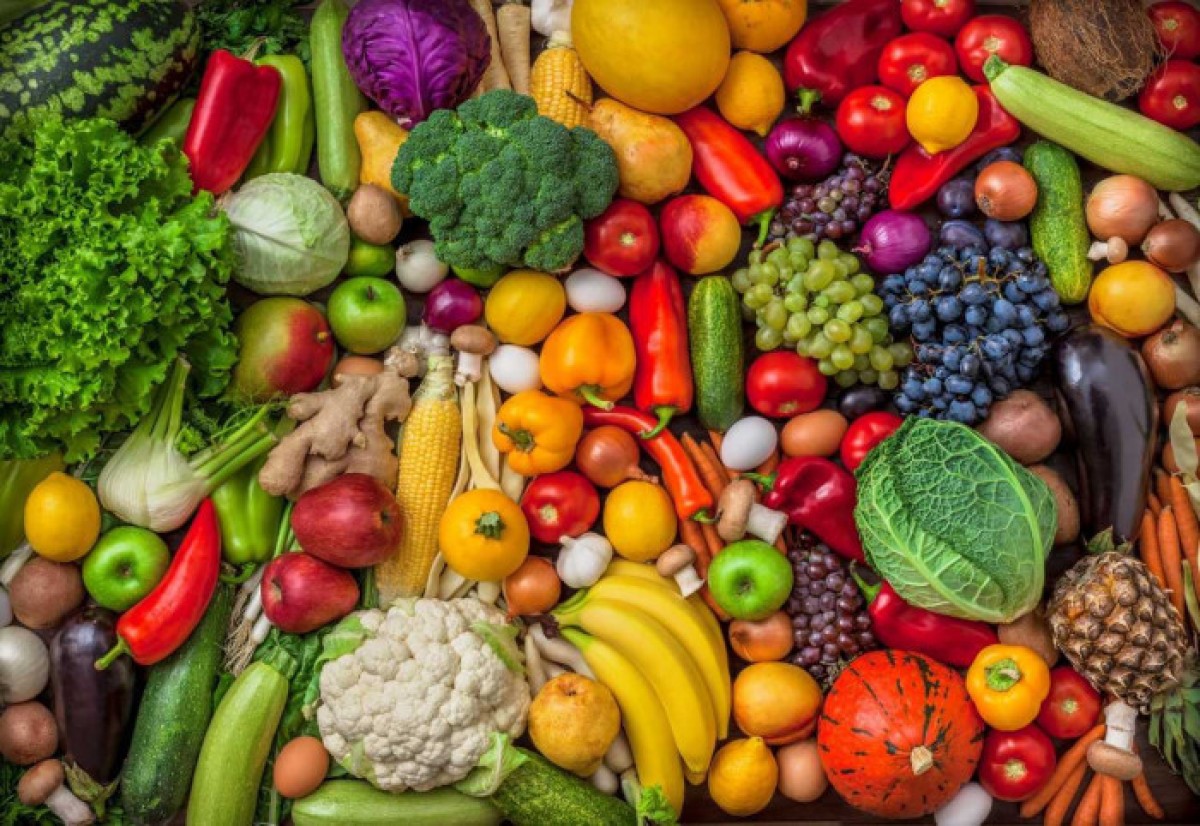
[589,99,693,206]
[528,673,620,776]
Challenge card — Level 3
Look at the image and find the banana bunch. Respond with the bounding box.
[555,559,730,816]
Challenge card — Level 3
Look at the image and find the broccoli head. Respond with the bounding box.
[393,90,619,273]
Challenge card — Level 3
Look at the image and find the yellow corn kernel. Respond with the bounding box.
[531,32,592,129]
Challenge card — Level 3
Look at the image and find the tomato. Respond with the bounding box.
[878,33,958,97]
[1139,60,1200,131]
[839,411,903,471]
[520,470,600,544]
[834,86,911,159]
[901,0,975,38]
[978,725,1057,802]
[954,15,1033,83]
[1148,1,1200,60]
[746,352,828,418]
[583,198,660,277]
[1036,666,1103,740]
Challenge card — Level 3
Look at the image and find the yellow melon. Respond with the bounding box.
[571,0,731,116]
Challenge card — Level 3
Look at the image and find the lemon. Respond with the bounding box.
[715,51,786,137]
[708,737,779,817]
[24,471,101,562]
[485,270,567,346]
[906,76,979,155]
[603,481,677,562]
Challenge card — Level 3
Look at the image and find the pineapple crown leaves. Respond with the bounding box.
[1150,653,1200,795]
[1085,528,1133,556]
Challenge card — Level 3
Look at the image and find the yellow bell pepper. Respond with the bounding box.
[965,644,1051,731]
[539,312,636,408]
[492,390,584,476]
[354,111,409,210]
[906,76,979,155]
[484,270,566,346]
[438,489,530,582]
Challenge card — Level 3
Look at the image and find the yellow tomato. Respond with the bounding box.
[603,481,677,562]
[23,472,100,562]
[715,51,785,137]
[906,76,978,155]
[485,270,567,346]
[1089,261,1176,338]
[439,489,530,582]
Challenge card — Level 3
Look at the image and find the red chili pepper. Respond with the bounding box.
[672,107,783,245]
[853,573,999,668]
[95,500,222,669]
[783,0,904,109]
[757,456,864,561]
[582,406,713,521]
[629,261,693,437]
[888,85,1020,211]
[184,49,281,195]
[1139,60,1200,131]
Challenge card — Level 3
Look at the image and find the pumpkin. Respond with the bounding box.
[715,0,809,54]
[817,650,985,819]
[571,0,731,116]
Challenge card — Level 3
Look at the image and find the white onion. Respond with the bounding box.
[0,625,49,704]
[395,240,448,294]
[935,782,993,826]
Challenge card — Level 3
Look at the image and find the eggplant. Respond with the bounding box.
[1054,324,1158,543]
[49,606,136,790]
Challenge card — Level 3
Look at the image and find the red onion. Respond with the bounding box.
[854,210,932,274]
[422,278,482,332]
[764,117,842,182]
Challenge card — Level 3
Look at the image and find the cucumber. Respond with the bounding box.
[292,781,502,826]
[187,660,289,826]
[120,586,233,824]
[489,748,635,826]
[985,57,1200,191]
[688,276,744,432]
[1024,141,1093,306]
[311,0,367,201]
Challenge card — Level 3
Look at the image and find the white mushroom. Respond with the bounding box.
[1086,700,1142,781]
[1087,237,1128,264]
[655,544,704,598]
[450,325,498,386]
[717,479,788,544]
[18,760,94,826]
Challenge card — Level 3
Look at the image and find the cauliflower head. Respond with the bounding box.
[316,598,530,792]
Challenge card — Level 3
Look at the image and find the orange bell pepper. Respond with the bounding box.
[539,312,636,409]
[492,390,584,476]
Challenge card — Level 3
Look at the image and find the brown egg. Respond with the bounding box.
[273,735,329,799]
[331,355,384,387]
[781,410,848,458]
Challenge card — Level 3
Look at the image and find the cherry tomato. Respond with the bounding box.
[839,411,903,471]
[520,471,600,544]
[878,33,959,97]
[901,0,976,38]
[955,15,1033,83]
[1035,666,1103,740]
[1139,60,1200,131]
[978,725,1057,802]
[835,86,911,159]
[1148,1,1200,60]
[583,199,660,277]
[746,352,828,418]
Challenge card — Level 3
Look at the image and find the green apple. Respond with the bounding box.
[707,539,794,621]
[452,262,505,288]
[82,526,171,611]
[327,276,407,354]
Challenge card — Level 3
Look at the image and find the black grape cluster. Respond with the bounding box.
[878,245,1071,425]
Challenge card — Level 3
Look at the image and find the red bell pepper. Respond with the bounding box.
[888,85,1020,211]
[582,406,713,521]
[184,49,281,195]
[672,107,783,245]
[95,500,222,669]
[629,261,692,437]
[757,456,864,561]
[783,0,904,109]
[1139,60,1200,131]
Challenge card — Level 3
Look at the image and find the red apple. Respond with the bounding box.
[291,473,403,568]
[261,552,359,634]
[231,297,335,402]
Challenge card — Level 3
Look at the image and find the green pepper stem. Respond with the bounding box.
[796,88,822,115]
[497,422,536,453]
[475,511,506,540]
[750,210,776,249]
[94,638,130,671]
[641,407,676,439]
[985,657,1024,692]
[849,566,880,604]
[579,386,614,410]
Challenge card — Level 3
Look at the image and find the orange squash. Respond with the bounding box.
[715,0,808,54]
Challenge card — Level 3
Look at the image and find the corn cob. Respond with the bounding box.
[531,31,592,128]
[377,355,461,603]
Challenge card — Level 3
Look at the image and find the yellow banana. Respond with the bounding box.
[560,628,685,814]
[604,559,726,663]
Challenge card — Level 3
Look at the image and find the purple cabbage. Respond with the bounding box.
[342,0,491,127]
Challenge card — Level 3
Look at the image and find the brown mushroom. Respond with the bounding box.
[716,479,787,544]
[9,556,84,630]
[18,760,94,825]
[0,701,58,765]
[1087,741,1142,781]
[451,325,499,386]
[1088,237,1129,264]
[346,184,403,245]
[655,544,704,598]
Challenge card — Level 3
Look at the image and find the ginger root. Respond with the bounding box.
[259,348,420,498]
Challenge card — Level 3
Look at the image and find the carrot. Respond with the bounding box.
[1141,511,1167,588]
[1157,506,1188,618]
[755,451,780,477]
[1022,724,1107,817]
[1147,492,1163,517]
[1044,764,1089,826]
[496,2,531,95]
[1131,772,1165,820]
[1098,774,1124,826]
[468,0,512,94]
[700,441,732,487]
[708,430,724,453]
[681,434,726,500]
[1155,469,1172,513]
[1070,772,1104,826]
[1168,475,1200,599]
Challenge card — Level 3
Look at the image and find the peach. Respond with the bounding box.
[660,194,741,275]
[732,661,823,746]
[1088,261,1176,338]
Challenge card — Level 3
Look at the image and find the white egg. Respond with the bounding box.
[488,345,543,395]
[720,416,779,471]
[565,268,626,313]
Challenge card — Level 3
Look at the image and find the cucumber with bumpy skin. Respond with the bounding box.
[1024,141,1092,305]
[688,276,744,432]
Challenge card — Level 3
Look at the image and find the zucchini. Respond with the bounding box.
[292,781,502,826]
[1024,141,1093,305]
[311,0,367,201]
[688,276,744,432]
[121,586,233,824]
[985,57,1200,191]
[187,660,289,826]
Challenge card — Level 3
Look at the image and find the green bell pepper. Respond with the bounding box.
[0,455,64,557]
[211,456,284,567]
[139,97,196,148]
[245,54,314,179]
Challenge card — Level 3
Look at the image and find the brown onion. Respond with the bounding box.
[502,556,561,618]
[1086,175,1160,244]
[1143,219,1200,273]
[574,426,656,489]
[1142,319,1200,390]
[975,161,1038,221]
[1164,388,1200,435]
[729,611,794,662]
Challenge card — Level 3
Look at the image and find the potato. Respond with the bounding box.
[977,390,1061,465]
[1029,464,1079,546]
[346,184,403,246]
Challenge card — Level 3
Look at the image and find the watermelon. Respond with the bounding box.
[0,0,198,139]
